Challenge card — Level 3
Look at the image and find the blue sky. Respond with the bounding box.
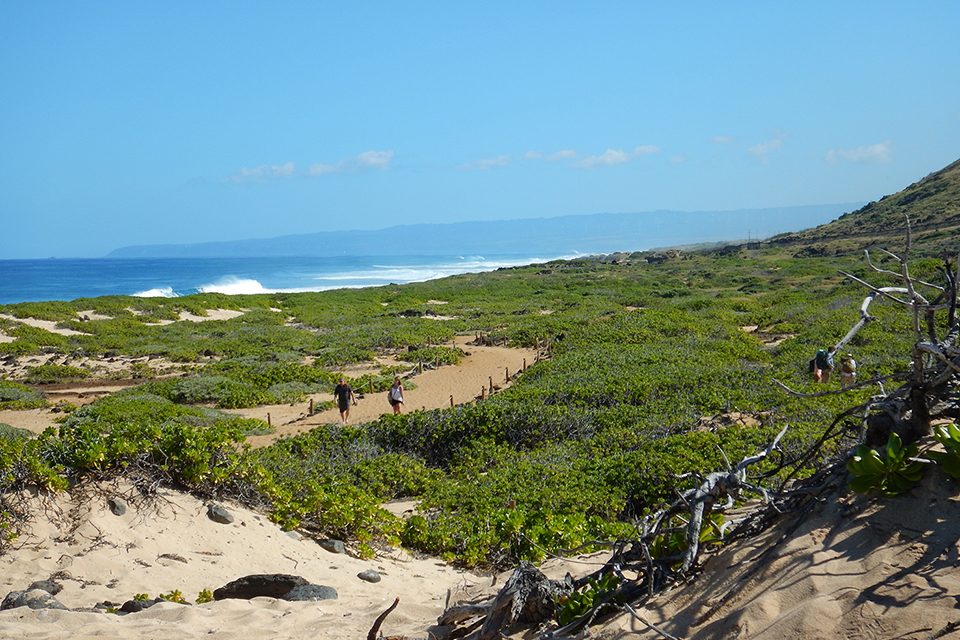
[2,1,959,259]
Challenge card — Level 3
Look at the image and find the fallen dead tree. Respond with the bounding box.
[435,425,845,640]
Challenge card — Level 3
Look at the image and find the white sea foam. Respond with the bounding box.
[197,277,274,295]
[132,287,178,298]
[128,254,578,300]
[310,255,573,287]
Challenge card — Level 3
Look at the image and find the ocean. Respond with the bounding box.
[0,254,572,305]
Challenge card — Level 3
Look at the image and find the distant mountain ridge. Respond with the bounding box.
[107,205,858,258]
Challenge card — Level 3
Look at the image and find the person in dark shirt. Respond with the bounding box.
[333,377,356,423]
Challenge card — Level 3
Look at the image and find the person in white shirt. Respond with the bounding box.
[388,377,405,414]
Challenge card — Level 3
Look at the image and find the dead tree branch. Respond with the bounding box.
[367,597,400,640]
[829,225,960,444]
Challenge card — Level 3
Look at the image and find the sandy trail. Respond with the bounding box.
[243,335,538,446]
[1,336,540,446]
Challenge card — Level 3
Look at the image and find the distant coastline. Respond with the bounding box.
[106,205,860,259]
[1,204,862,305]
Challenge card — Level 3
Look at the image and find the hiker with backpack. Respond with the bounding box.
[811,346,836,383]
[839,353,857,388]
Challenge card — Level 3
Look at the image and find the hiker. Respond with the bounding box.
[388,376,404,414]
[333,377,356,423]
[813,346,836,383]
[839,353,857,388]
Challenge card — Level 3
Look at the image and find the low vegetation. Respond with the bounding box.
[0,176,956,568]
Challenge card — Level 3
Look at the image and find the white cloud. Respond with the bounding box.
[546,149,578,160]
[748,138,783,161]
[355,150,394,169]
[307,162,337,175]
[825,141,893,164]
[480,155,510,168]
[228,151,393,182]
[523,151,543,160]
[225,162,296,183]
[670,153,687,164]
[711,135,734,144]
[574,145,660,169]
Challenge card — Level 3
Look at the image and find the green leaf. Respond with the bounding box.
[847,433,925,495]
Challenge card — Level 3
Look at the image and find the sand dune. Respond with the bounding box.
[4,463,958,640]
[0,485,492,640]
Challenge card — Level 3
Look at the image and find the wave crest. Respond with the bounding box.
[132,287,177,298]
[197,276,274,295]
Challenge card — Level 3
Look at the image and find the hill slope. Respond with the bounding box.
[771,157,960,256]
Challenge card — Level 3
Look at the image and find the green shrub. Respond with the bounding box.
[556,571,620,625]
[266,382,325,403]
[928,423,960,477]
[0,423,34,441]
[0,381,47,410]
[847,433,925,495]
[25,364,90,383]
[138,376,274,409]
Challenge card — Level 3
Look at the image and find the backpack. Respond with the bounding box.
[814,349,828,368]
[840,356,855,373]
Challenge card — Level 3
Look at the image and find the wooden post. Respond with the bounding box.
[435,355,439,368]
[489,376,493,392]
[308,398,313,415]
[523,358,526,371]
[506,367,510,381]
[267,413,272,426]
[481,386,486,400]
[369,379,374,393]
[449,395,454,407]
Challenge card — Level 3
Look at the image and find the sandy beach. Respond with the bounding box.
[0,484,496,640]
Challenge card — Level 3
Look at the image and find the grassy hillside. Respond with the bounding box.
[770,157,960,257]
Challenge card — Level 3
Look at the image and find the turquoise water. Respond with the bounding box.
[0,254,570,304]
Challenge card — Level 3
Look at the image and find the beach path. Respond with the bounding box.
[240,335,539,447]
[0,336,540,446]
